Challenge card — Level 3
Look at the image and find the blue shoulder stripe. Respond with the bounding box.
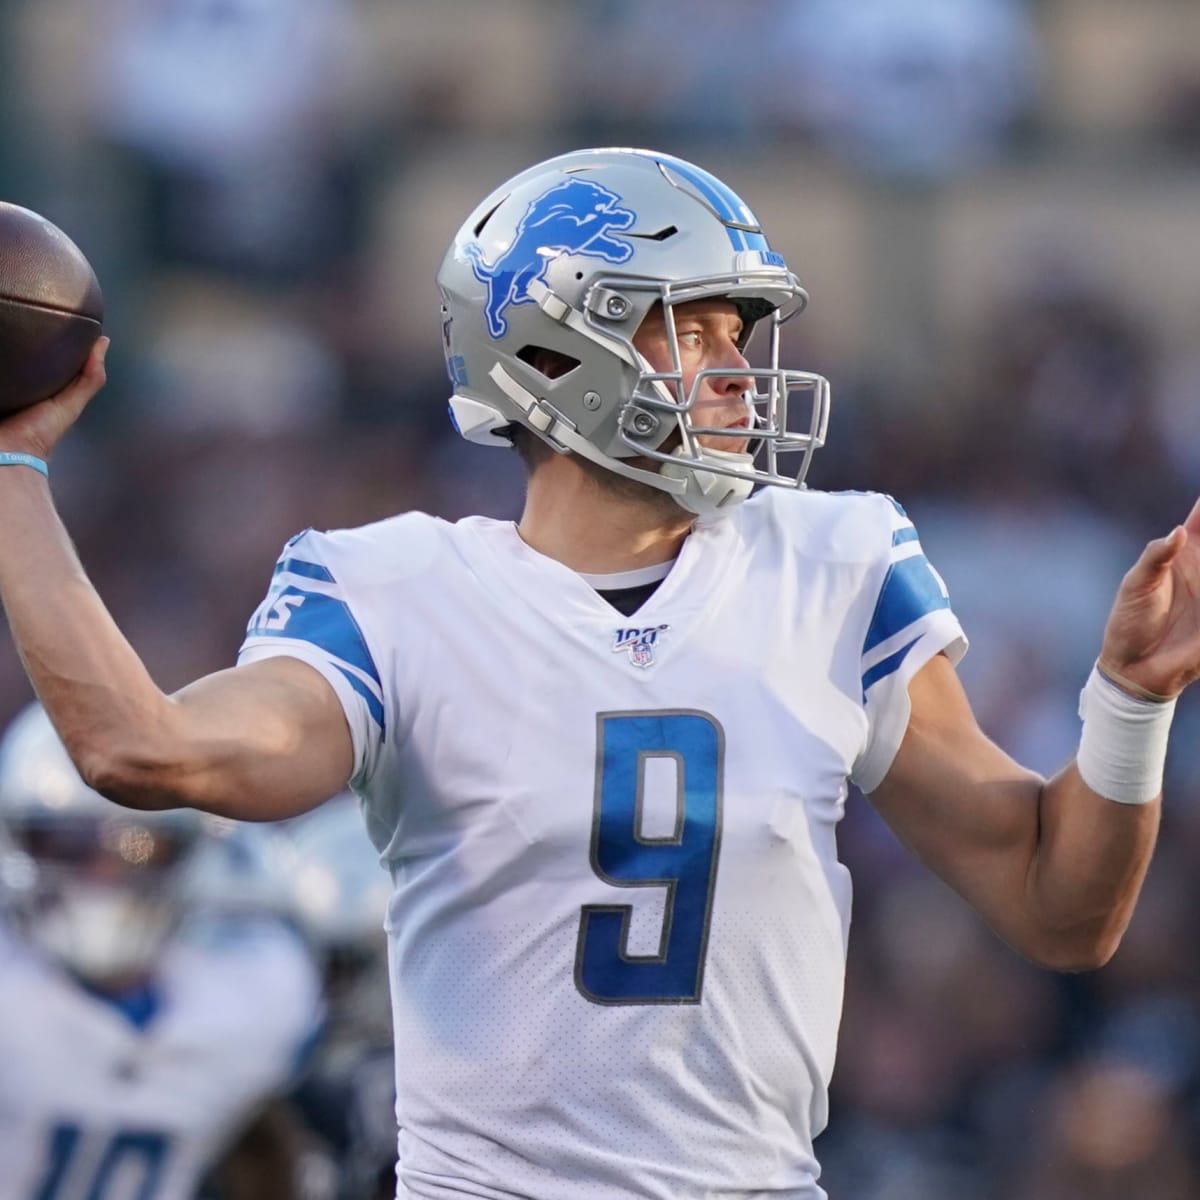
[864,554,950,655]
[335,665,385,731]
[891,527,919,547]
[248,589,380,692]
[273,558,336,583]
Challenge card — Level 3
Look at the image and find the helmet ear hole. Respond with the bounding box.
[516,345,580,381]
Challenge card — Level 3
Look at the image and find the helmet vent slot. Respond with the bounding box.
[629,226,678,242]
[472,197,507,238]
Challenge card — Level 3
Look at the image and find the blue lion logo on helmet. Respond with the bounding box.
[463,179,636,339]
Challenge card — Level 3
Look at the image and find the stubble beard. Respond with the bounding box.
[575,451,691,522]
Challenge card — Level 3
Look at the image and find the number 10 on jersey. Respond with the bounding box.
[575,710,724,1005]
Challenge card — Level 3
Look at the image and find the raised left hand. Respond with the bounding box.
[1098,498,1200,700]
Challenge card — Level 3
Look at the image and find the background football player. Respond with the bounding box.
[0,702,326,1200]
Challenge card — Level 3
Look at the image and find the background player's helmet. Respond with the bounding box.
[437,147,831,516]
[0,703,204,984]
[281,793,392,1045]
[184,813,298,915]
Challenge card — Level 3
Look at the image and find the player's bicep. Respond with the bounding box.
[867,654,1044,917]
[166,656,354,821]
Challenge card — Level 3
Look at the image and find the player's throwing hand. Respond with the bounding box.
[0,336,108,463]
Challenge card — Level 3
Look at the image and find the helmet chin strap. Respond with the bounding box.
[660,446,755,516]
[486,363,755,517]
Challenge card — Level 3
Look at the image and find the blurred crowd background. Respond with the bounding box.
[1,0,1199,1197]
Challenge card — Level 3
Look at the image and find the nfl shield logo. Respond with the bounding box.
[612,624,669,669]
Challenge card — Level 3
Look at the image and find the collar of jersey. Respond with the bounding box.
[577,559,675,590]
[463,516,742,630]
[77,975,164,1031]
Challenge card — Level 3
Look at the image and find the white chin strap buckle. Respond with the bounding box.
[659,448,755,516]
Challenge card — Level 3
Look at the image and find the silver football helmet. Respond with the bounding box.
[0,703,204,984]
[437,147,831,515]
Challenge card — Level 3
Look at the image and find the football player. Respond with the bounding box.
[0,147,1198,1199]
[0,703,324,1200]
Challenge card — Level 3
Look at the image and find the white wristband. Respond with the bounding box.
[1077,665,1176,805]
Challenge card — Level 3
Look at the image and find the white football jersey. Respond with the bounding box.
[0,915,322,1200]
[239,487,966,1200]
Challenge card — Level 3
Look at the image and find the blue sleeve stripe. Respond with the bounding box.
[273,558,336,583]
[336,665,385,732]
[862,636,919,695]
[864,554,950,655]
[891,527,919,547]
[252,589,380,686]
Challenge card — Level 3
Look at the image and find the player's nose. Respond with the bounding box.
[709,345,754,414]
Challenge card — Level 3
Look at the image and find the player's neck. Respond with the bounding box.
[518,456,693,574]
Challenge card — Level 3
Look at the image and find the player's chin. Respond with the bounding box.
[696,436,752,457]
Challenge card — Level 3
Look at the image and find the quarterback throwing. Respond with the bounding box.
[0,148,1197,1199]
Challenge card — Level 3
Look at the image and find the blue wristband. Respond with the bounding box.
[0,452,48,477]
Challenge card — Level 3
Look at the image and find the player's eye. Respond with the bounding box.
[676,330,703,349]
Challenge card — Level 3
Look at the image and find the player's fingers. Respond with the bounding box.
[0,337,110,459]
[1128,526,1186,585]
[71,336,109,395]
[1182,496,1200,538]
[50,338,108,416]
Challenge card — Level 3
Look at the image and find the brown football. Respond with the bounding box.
[0,202,103,416]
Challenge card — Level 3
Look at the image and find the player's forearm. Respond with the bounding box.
[0,474,337,818]
[1023,661,1174,968]
[0,470,177,800]
[1025,764,1159,970]
[877,655,1161,973]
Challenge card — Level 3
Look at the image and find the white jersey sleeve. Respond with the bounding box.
[238,528,386,787]
[850,494,967,792]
